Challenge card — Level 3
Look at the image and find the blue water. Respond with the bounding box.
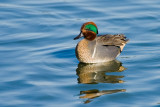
[0,0,160,107]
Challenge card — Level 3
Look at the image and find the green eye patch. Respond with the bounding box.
[85,24,98,34]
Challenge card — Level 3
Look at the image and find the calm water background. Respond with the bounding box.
[0,0,160,107]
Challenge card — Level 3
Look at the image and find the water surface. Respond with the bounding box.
[0,0,160,107]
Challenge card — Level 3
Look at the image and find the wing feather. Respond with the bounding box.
[96,34,129,46]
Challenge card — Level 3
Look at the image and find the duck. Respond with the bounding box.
[74,22,129,63]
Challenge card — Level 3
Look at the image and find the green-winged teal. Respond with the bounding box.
[74,22,129,63]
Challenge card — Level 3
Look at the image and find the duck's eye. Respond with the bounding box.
[86,28,92,31]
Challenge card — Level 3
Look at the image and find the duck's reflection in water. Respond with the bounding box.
[76,60,127,103]
[80,89,126,104]
[76,60,126,84]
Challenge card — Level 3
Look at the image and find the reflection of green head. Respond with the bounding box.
[85,24,98,34]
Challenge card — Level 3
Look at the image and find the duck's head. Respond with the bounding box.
[74,22,98,41]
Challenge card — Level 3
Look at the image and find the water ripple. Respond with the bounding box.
[0,0,160,106]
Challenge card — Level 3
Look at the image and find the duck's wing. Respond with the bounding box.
[96,34,129,46]
[93,34,129,60]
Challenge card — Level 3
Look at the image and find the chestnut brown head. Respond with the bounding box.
[74,22,98,41]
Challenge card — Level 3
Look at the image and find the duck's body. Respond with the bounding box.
[74,22,129,63]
